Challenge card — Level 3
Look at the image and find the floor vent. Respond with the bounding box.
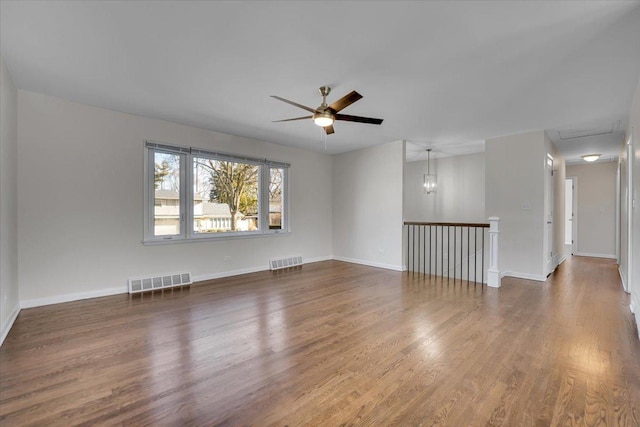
[270,255,303,271]
[128,272,192,294]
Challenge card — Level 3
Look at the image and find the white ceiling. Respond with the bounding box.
[2,1,639,161]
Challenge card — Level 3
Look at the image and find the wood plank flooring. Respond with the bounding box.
[1,257,639,426]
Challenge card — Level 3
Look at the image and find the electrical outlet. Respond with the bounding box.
[223,256,232,262]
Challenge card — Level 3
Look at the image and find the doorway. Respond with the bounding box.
[565,177,576,256]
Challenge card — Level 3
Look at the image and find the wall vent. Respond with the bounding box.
[270,255,303,271]
[128,272,192,294]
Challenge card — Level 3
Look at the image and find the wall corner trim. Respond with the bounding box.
[0,304,21,347]
[618,265,628,293]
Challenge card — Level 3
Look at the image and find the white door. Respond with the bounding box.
[565,177,576,256]
[544,155,554,276]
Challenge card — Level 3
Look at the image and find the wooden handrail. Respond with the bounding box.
[404,221,489,228]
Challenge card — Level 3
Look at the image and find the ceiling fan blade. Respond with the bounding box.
[328,91,363,113]
[273,115,312,122]
[335,114,383,125]
[271,96,315,113]
[324,124,335,135]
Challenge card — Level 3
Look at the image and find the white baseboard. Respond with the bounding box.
[192,255,333,283]
[332,256,404,272]
[619,266,629,293]
[0,303,21,347]
[21,286,128,309]
[574,252,616,259]
[631,293,640,341]
[558,255,567,265]
[192,265,269,283]
[500,271,546,282]
[302,255,334,265]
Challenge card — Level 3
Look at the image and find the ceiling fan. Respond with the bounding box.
[271,86,383,135]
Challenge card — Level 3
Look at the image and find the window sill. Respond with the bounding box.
[142,230,291,246]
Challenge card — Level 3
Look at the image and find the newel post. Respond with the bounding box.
[487,217,501,288]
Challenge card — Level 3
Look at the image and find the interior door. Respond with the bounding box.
[544,155,554,276]
[565,177,576,256]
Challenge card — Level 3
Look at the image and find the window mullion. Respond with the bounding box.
[282,167,289,231]
[182,153,191,238]
[146,147,154,239]
[261,166,269,232]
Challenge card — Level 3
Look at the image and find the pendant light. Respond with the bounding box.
[423,149,437,194]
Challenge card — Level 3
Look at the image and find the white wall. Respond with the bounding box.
[621,74,640,338]
[632,79,640,339]
[566,162,617,258]
[17,91,333,305]
[485,130,546,281]
[404,153,485,223]
[0,54,20,345]
[333,140,404,270]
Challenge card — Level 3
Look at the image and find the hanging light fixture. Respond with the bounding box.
[423,149,437,194]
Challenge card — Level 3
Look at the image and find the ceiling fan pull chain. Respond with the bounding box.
[323,128,328,150]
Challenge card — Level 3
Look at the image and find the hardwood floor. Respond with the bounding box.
[1,257,639,426]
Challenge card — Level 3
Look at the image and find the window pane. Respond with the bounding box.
[193,158,259,233]
[269,167,284,230]
[154,152,181,236]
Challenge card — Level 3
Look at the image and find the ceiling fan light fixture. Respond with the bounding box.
[272,86,382,135]
[313,111,334,127]
[581,154,601,162]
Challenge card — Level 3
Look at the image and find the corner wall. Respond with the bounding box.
[485,130,546,281]
[0,54,20,345]
[17,91,334,305]
[332,140,405,270]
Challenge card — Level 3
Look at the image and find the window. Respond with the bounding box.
[145,141,289,243]
[269,167,285,230]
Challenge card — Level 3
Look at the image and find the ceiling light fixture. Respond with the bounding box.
[423,149,437,194]
[313,110,334,127]
[581,154,601,162]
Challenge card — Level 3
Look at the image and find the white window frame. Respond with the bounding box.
[143,141,290,244]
